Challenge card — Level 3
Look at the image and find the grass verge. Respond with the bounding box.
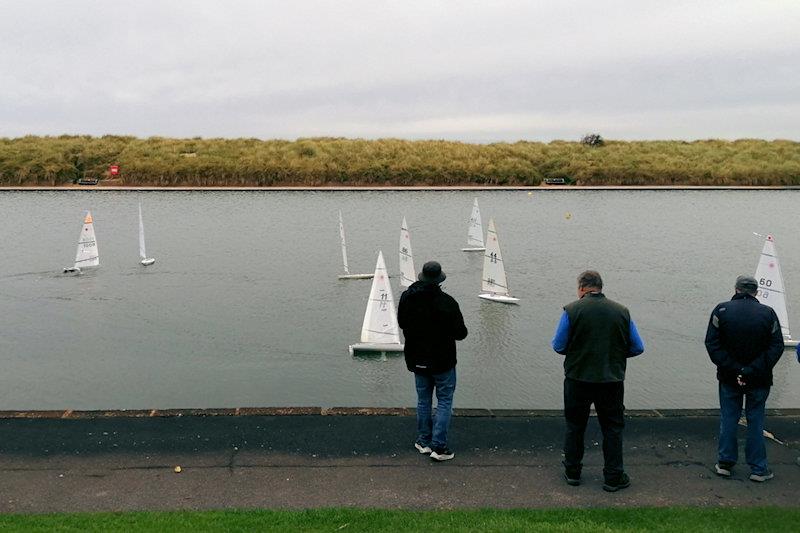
[0,507,797,532]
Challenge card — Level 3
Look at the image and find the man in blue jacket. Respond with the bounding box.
[705,275,784,482]
[398,261,468,462]
[552,270,644,492]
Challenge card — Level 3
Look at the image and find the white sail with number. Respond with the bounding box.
[74,211,100,268]
[349,251,404,354]
[399,216,415,287]
[478,218,519,304]
[360,251,400,344]
[754,234,791,342]
[462,198,486,251]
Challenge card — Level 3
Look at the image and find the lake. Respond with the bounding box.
[0,189,798,410]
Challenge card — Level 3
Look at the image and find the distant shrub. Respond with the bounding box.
[581,133,605,147]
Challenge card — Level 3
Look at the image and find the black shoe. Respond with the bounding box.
[430,447,454,461]
[602,472,631,492]
[563,471,581,486]
[562,461,581,486]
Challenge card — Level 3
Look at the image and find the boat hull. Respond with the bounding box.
[478,293,520,304]
[349,342,404,356]
[338,273,374,280]
[63,266,81,274]
[461,247,486,252]
[141,258,155,266]
[784,339,798,349]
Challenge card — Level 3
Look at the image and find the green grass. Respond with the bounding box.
[1,135,798,187]
[0,508,797,532]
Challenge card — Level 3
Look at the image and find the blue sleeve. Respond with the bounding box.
[551,311,570,355]
[628,319,644,357]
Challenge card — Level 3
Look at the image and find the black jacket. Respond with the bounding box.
[704,293,784,388]
[398,281,467,375]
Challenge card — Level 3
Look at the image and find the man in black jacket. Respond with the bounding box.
[705,275,784,482]
[398,261,467,461]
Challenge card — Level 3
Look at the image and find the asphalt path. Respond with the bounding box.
[1,412,798,513]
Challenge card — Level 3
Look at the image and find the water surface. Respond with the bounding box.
[0,190,798,410]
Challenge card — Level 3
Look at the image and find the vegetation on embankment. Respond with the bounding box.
[0,135,798,187]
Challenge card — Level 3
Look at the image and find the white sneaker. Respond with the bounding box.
[715,463,733,477]
[430,448,454,461]
[749,471,774,482]
[414,442,431,454]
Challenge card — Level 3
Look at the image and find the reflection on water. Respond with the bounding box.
[0,189,798,410]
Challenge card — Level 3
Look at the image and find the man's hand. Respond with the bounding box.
[737,366,754,387]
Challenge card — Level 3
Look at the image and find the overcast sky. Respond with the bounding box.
[1,0,798,142]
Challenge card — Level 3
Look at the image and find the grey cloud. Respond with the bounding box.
[1,1,799,140]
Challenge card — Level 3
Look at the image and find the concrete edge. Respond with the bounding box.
[2,186,800,191]
[1,407,799,420]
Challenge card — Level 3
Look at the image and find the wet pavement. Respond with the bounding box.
[0,409,798,513]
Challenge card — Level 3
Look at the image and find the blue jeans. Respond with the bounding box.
[415,367,456,450]
[718,381,770,475]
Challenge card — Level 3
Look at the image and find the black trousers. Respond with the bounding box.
[563,377,625,481]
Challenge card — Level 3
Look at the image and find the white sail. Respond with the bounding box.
[478,218,518,304]
[399,216,415,288]
[337,211,373,279]
[466,198,485,249]
[754,234,791,341]
[138,202,147,260]
[481,219,510,295]
[339,210,350,275]
[74,211,99,268]
[359,251,401,344]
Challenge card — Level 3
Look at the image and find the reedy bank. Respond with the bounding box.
[0,136,798,187]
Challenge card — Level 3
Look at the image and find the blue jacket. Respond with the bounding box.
[551,312,644,356]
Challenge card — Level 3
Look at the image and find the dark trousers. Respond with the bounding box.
[563,377,625,481]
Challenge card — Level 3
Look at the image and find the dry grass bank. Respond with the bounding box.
[0,135,798,187]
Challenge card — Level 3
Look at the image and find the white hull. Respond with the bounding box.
[338,273,374,280]
[140,258,155,266]
[785,339,798,349]
[349,342,405,355]
[461,247,486,252]
[478,293,520,304]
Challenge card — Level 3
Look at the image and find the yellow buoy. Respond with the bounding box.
[565,212,572,220]
[527,191,533,196]
[174,465,182,473]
